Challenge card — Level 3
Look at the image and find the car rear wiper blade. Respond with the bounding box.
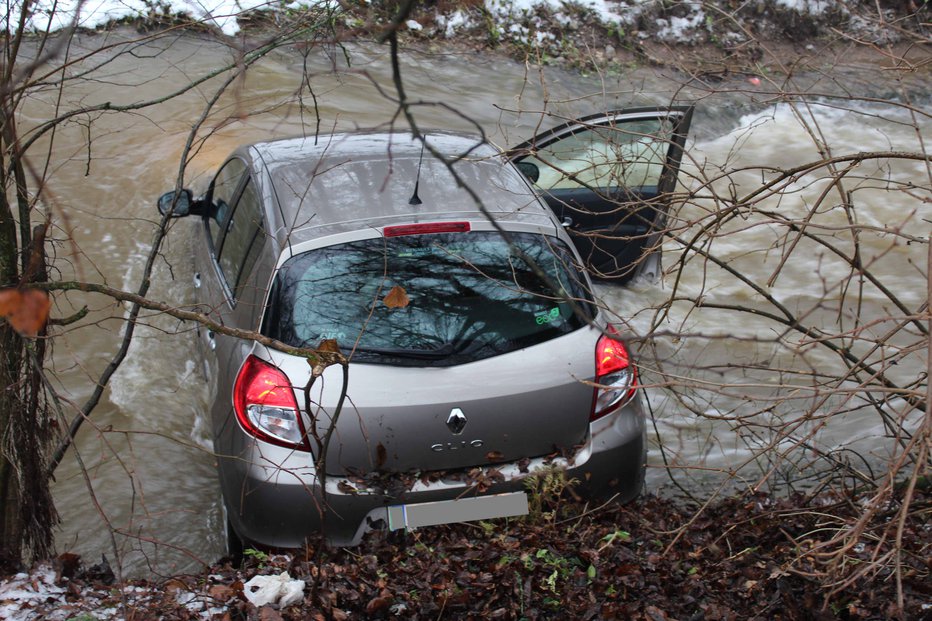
[353,342,456,360]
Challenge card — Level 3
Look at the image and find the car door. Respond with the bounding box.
[509,106,693,283]
[196,157,268,439]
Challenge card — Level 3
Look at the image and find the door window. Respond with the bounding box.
[520,119,672,192]
[208,158,247,250]
[218,178,264,299]
[509,107,693,282]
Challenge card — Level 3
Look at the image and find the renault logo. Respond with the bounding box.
[446,408,467,435]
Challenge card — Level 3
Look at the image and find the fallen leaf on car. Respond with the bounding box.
[383,285,409,309]
[376,443,388,468]
[0,287,50,336]
[485,450,505,462]
[316,338,342,354]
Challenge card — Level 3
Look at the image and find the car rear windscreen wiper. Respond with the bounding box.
[352,342,456,360]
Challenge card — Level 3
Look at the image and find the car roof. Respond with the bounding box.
[242,131,559,247]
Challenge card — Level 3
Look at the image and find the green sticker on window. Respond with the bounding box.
[534,307,561,325]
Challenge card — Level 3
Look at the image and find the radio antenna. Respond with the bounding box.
[408,138,425,206]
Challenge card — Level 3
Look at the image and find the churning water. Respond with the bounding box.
[30,31,928,575]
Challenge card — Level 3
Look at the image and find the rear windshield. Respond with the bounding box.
[263,231,594,366]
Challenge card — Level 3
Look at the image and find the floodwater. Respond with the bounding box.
[24,31,928,576]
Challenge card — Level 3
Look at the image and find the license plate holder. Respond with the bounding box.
[387,492,529,531]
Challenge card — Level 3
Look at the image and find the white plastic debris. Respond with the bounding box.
[242,571,306,607]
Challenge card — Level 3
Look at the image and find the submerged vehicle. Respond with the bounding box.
[158,107,693,550]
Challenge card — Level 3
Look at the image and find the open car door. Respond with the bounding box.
[509,106,693,283]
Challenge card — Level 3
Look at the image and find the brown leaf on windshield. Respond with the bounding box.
[0,288,50,337]
[316,339,342,354]
[383,285,409,309]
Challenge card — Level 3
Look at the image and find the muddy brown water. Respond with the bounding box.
[26,31,928,576]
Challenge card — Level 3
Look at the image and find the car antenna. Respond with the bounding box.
[408,138,425,206]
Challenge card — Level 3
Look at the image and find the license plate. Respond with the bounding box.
[386,492,528,531]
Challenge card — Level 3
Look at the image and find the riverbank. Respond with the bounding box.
[88,0,929,79]
[376,0,929,78]
[2,486,929,619]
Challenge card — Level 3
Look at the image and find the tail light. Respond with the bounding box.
[233,355,309,451]
[591,326,637,421]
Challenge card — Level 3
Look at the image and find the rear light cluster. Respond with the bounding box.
[233,355,310,451]
[591,326,638,421]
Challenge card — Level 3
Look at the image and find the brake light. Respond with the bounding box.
[591,326,637,421]
[383,221,471,237]
[233,355,309,451]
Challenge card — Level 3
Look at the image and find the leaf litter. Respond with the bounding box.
[1,487,928,620]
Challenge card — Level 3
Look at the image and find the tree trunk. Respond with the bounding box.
[0,181,24,567]
[0,114,55,568]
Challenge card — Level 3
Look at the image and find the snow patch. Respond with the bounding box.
[6,0,336,36]
[436,9,470,38]
[774,0,831,14]
[654,4,706,43]
[0,565,66,621]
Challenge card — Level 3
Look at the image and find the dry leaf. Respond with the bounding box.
[316,338,342,354]
[0,288,50,336]
[162,577,188,593]
[208,584,237,600]
[376,442,388,469]
[383,285,409,309]
[366,594,393,615]
[258,606,284,621]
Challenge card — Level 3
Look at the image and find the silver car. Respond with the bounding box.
[158,107,692,552]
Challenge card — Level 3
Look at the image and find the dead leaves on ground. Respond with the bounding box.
[6,489,929,620]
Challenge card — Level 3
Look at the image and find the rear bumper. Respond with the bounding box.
[223,397,645,548]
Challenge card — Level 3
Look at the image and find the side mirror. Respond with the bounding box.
[158,189,208,217]
[515,161,540,184]
[158,189,192,217]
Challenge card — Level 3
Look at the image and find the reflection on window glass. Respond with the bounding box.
[219,179,263,295]
[264,232,593,366]
[208,158,247,248]
[523,120,671,191]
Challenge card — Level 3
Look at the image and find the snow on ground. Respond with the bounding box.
[0,565,219,621]
[0,565,70,621]
[8,0,301,35]
[7,0,844,42]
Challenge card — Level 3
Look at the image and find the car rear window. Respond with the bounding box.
[263,231,594,366]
